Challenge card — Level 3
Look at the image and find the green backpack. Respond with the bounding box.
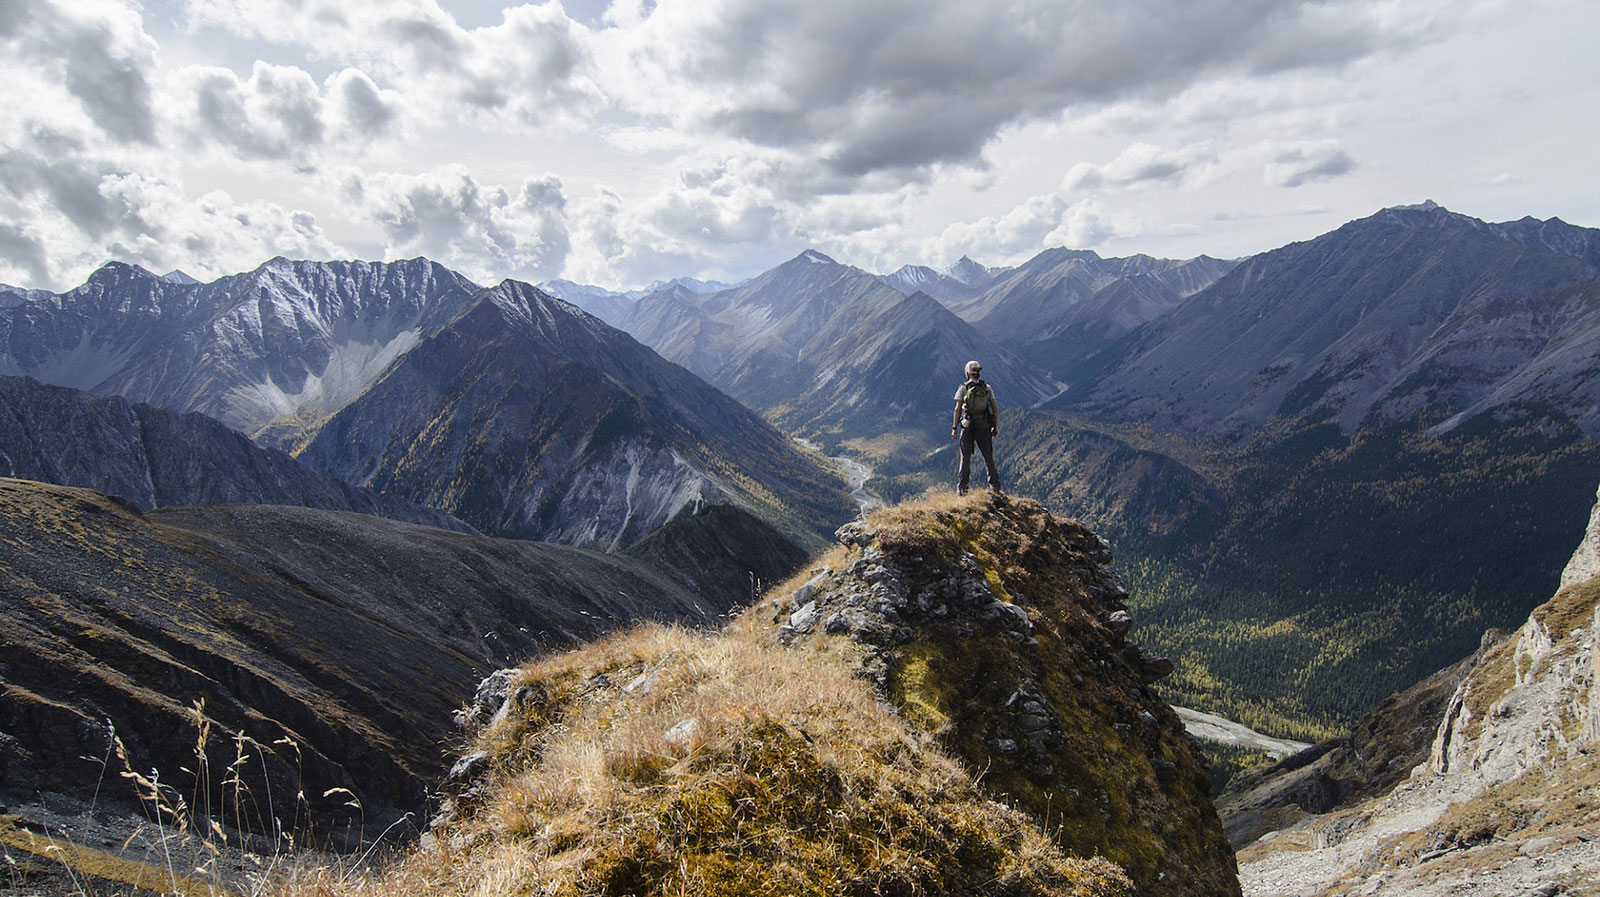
[962,379,992,429]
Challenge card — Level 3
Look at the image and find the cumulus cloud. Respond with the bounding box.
[918,195,1140,266]
[344,165,571,282]
[185,62,325,161]
[1063,143,1218,191]
[560,157,797,288]
[182,0,603,127]
[1263,141,1358,187]
[174,62,400,164]
[0,145,349,288]
[1,0,159,143]
[922,194,1071,264]
[600,0,1431,179]
[95,175,348,278]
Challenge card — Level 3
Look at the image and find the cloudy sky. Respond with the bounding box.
[3,0,1596,292]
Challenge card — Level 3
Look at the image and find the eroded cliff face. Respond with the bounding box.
[420,494,1238,897]
[1236,482,1600,896]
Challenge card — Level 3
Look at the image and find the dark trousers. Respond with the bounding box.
[958,427,1000,492]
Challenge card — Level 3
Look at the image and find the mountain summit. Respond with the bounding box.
[0,257,482,447]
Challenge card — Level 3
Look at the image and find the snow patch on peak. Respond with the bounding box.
[802,250,835,265]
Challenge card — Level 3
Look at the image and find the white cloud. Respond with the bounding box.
[343,165,571,283]
[1263,140,1359,187]
[598,0,1437,180]
[1063,142,1219,192]
[0,152,349,287]
[1,0,159,143]
[181,0,603,129]
[171,62,402,165]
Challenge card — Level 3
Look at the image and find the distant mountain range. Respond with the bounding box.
[0,260,855,552]
[538,275,735,324]
[876,255,1010,303]
[1058,201,1600,435]
[617,250,1059,456]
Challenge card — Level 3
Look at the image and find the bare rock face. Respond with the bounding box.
[763,494,1240,897]
[1235,485,1600,896]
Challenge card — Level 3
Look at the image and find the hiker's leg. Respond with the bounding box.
[958,428,975,493]
[976,432,1000,490]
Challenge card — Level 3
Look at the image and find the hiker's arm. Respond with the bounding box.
[952,399,962,438]
[990,396,999,436]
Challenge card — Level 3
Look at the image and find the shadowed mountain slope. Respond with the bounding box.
[297,279,855,550]
[0,375,470,532]
[0,479,770,836]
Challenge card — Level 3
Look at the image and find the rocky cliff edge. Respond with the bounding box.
[408,494,1238,897]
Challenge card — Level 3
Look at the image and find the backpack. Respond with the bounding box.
[961,379,992,429]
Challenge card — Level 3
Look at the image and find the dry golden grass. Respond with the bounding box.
[276,610,1132,897]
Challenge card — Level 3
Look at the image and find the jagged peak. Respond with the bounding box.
[476,277,604,332]
[86,260,161,284]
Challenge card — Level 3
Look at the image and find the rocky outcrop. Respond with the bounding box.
[419,494,1232,896]
[1235,481,1600,896]
[762,494,1238,897]
[0,375,471,532]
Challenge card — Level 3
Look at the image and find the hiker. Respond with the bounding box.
[952,360,1001,495]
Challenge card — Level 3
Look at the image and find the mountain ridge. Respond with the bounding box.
[0,374,472,532]
[297,277,856,550]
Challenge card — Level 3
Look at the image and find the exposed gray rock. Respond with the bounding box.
[1107,609,1134,638]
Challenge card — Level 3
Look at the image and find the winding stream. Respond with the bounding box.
[796,438,882,518]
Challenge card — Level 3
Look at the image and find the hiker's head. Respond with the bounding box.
[965,360,982,379]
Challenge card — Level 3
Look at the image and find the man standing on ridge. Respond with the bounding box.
[952,359,1002,496]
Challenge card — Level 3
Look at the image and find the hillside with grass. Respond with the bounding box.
[282,494,1236,897]
[0,478,786,845]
